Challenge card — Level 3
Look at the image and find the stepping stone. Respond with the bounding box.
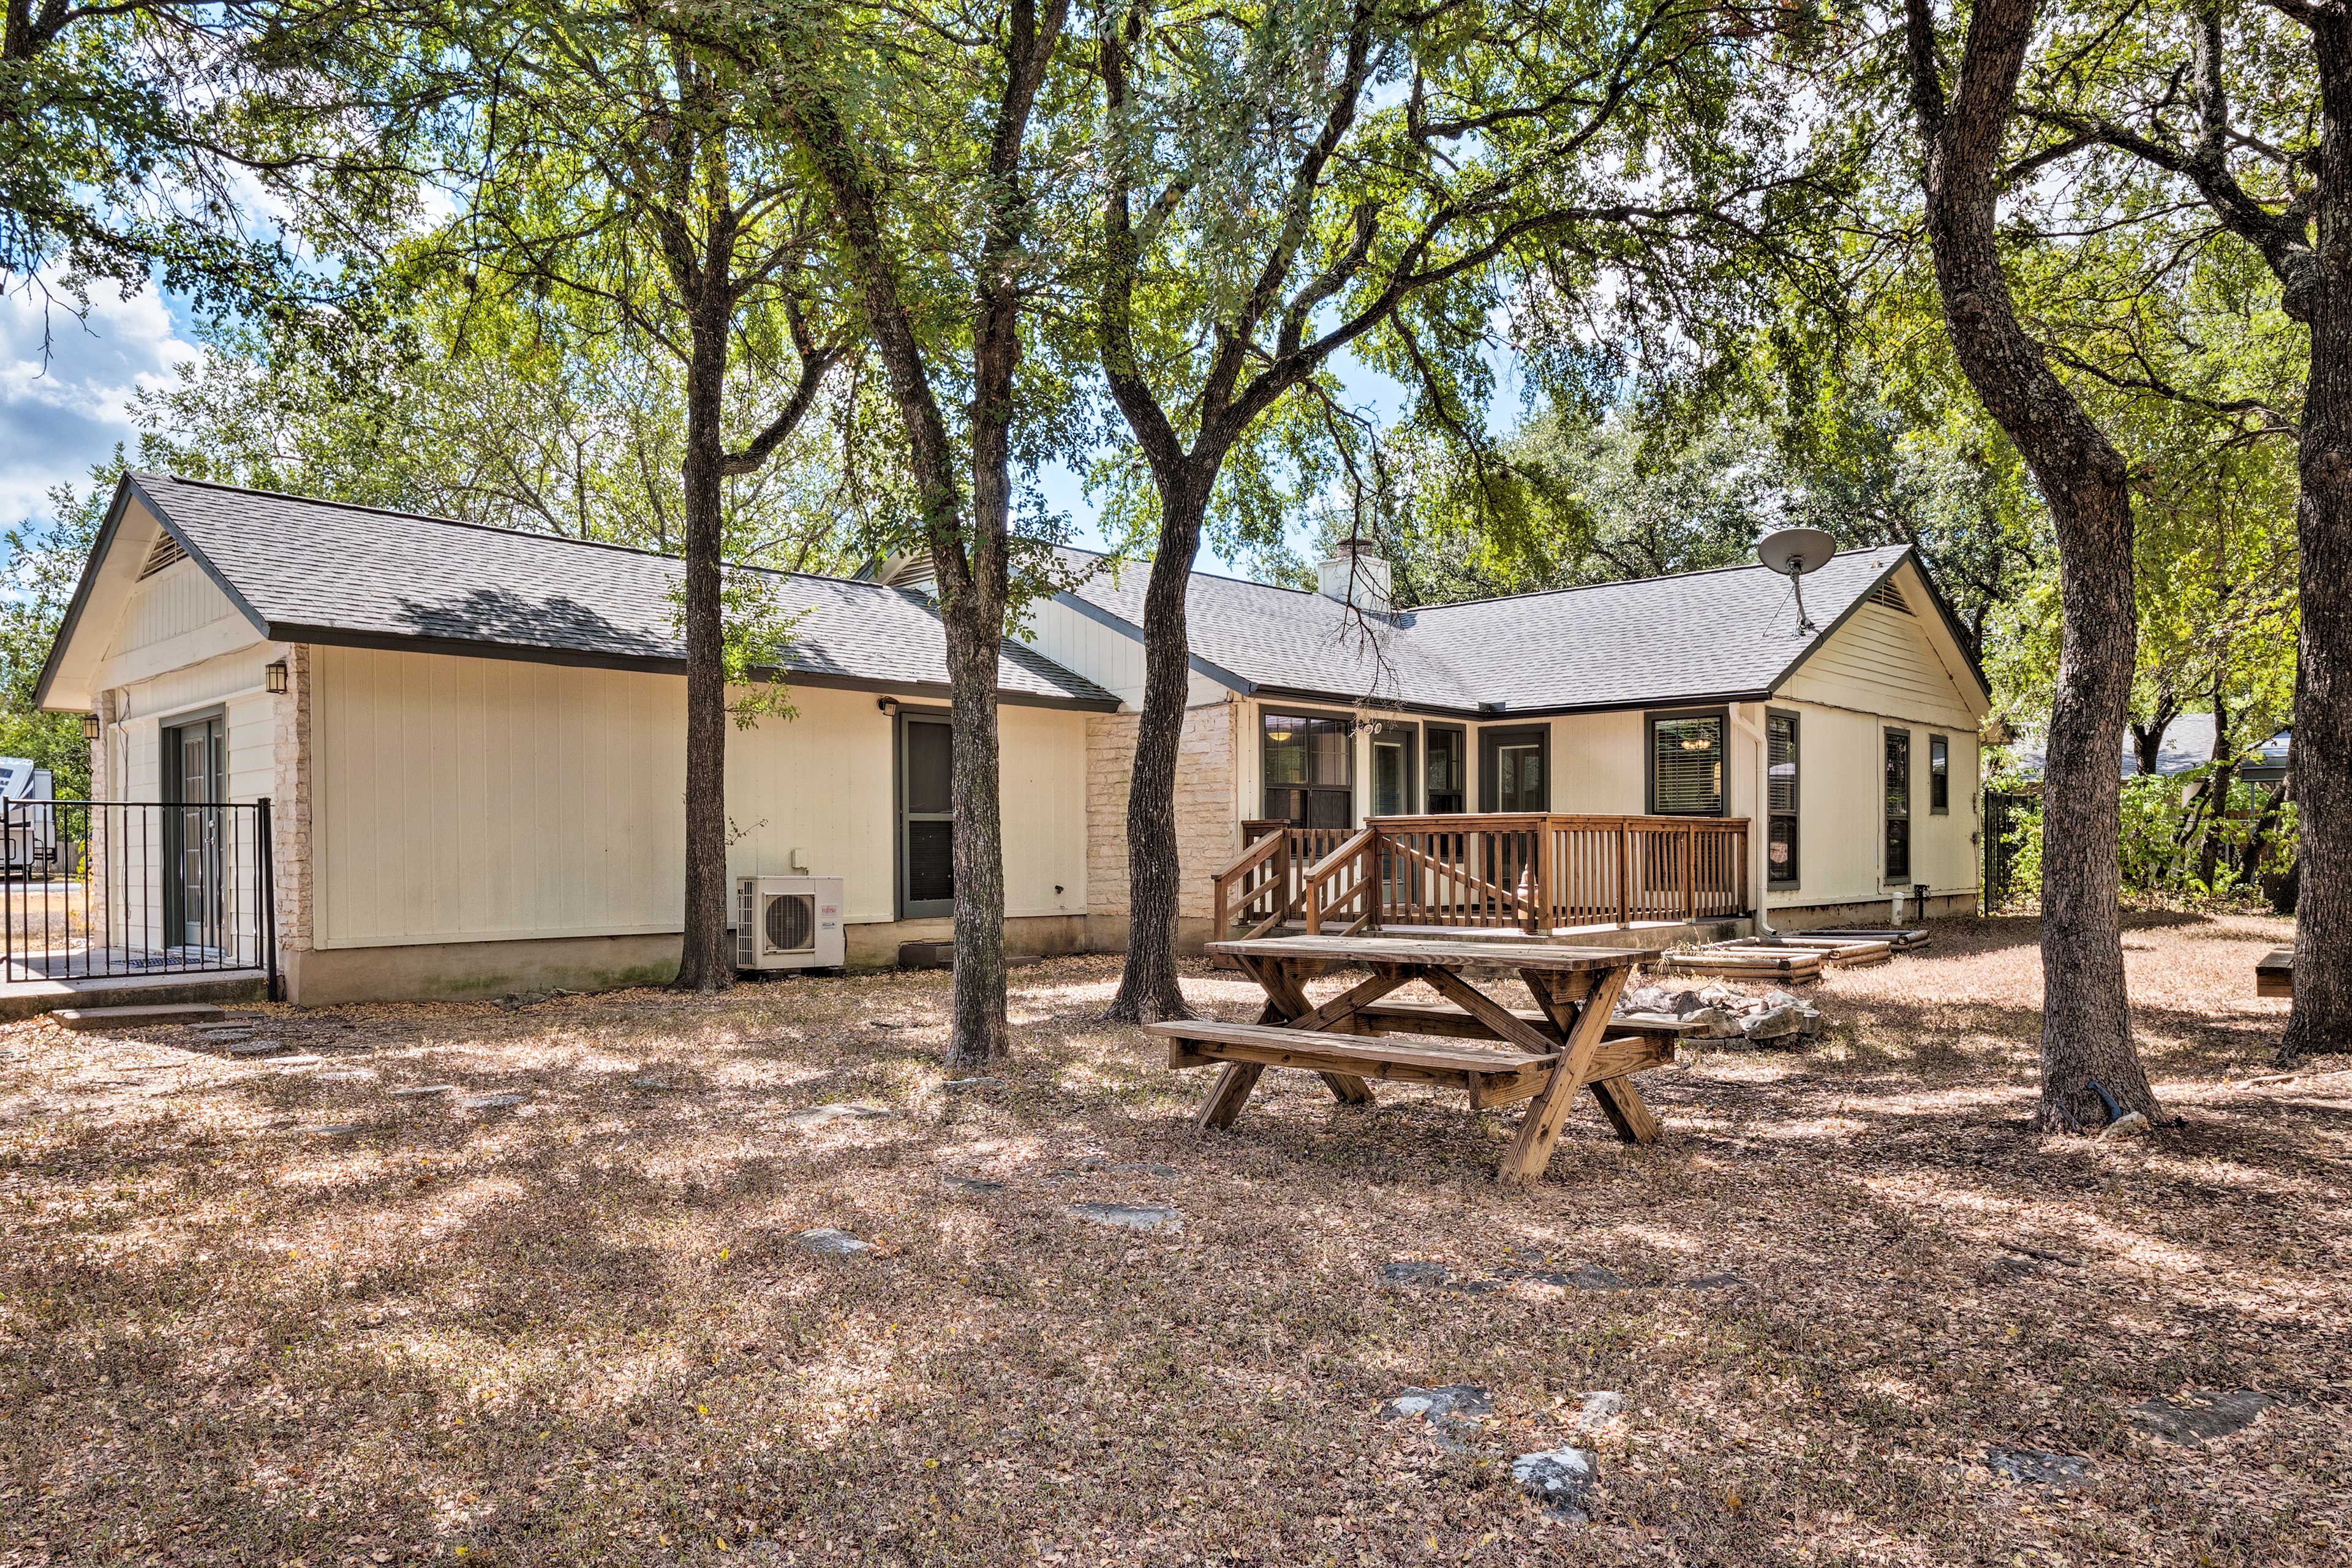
[222,1039,286,1057]
[306,1123,367,1137]
[2128,1390,2282,1445]
[389,1085,456,1098]
[1512,1264,1631,1292]
[785,1102,895,1130]
[943,1175,1006,1194]
[1107,1163,1182,1179]
[940,1077,998,1090]
[1576,1390,1625,1425]
[1512,1446,1598,1521]
[268,1055,326,1069]
[462,1093,528,1111]
[317,1069,377,1084]
[628,1077,674,1091]
[796,1227,873,1257]
[1379,1261,1452,1287]
[1679,1272,1747,1291]
[1985,1447,2095,1487]
[1070,1202,1182,1233]
[1379,1384,1492,1446]
[52,1003,225,1031]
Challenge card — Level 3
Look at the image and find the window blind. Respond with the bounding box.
[1652,715,1724,815]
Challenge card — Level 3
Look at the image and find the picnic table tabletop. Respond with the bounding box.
[1205,935,1662,973]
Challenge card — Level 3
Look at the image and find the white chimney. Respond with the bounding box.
[1316,537,1392,614]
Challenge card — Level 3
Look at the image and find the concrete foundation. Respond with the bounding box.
[282,915,1093,1006]
[1768,893,1975,930]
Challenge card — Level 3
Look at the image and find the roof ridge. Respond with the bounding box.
[133,470,903,594]
[1407,544,1907,616]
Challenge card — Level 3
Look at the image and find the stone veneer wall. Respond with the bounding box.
[271,644,313,954]
[1085,698,1240,948]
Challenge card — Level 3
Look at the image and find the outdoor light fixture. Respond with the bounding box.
[876,696,900,717]
[81,713,101,742]
[266,660,289,695]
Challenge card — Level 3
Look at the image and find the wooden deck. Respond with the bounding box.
[1210,813,1751,944]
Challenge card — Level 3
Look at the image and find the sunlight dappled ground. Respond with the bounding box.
[1,911,2343,1566]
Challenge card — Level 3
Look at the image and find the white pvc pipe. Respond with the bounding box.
[1726,703,1776,936]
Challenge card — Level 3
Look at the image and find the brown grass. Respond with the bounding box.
[2,912,2345,1567]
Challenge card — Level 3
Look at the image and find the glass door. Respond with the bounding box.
[163,715,225,952]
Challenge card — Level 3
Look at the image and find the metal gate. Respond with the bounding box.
[1982,788,2037,914]
[1,799,278,996]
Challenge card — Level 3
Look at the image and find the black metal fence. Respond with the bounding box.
[1982,788,2038,914]
[1,799,277,994]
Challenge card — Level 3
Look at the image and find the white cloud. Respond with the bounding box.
[0,275,198,525]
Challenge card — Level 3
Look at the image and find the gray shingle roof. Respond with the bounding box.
[129,473,1115,707]
[1058,544,1939,714]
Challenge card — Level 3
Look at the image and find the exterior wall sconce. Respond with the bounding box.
[81,712,102,742]
[266,660,290,695]
[877,696,900,717]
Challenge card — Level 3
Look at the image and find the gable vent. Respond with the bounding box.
[1869,581,1912,615]
[137,534,187,579]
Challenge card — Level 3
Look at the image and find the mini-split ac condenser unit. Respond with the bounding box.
[734,875,846,971]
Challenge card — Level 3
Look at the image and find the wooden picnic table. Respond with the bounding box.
[2258,948,2294,999]
[1149,935,1667,1186]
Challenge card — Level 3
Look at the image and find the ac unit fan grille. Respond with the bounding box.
[764,892,816,953]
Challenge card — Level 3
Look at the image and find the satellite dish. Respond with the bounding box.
[1757,526,1837,635]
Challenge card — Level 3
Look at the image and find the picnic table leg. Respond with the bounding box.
[1498,967,1632,1186]
[1196,1061,1265,1131]
[1246,954,1377,1107]
[1586,1077,1662,1145]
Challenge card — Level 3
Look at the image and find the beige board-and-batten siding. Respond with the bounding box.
[301,644,1090,994]
[91,541,279,967]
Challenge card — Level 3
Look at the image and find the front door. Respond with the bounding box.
[899,712,956,919]
[164,715,225,951]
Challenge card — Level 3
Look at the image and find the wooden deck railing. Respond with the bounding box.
[1208,813,1750,941]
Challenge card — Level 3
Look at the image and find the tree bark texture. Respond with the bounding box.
[673,293,736,992]
[1905,0,2158,1128]
[2283,4,2352,1065]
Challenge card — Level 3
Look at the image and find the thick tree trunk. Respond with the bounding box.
[673,301,734,993]
[1107,480,1210,1023]
[2283,10,2352,1065]
[1906,0,2157,1128]
[940,595,1010,1066]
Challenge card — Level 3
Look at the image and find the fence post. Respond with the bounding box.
[1616,821,1631,925]
[1683,822,1696,920]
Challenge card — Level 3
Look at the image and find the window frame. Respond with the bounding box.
[1645,707,1731,818]
[895,704,957,919]
[1479,724,1552,813]
[1259,706,1358,829]
[1929,733,1950,814]
[1369,720,1419,818]
[1423,723,1468,814]
[1766,707,1800,888]
[1884,726,1913,884]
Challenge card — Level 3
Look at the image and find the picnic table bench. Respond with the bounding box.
[1150,935,1667,1186]
[2258,948,2294,999]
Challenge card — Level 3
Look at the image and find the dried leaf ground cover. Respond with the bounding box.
[2,913,2345,1567]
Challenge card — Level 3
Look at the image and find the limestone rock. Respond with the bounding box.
[785,1102,896,1131]
[1985,1447,2095,1487]
[2097,1110,2151,1140]
[1070,1201,1182,1232]
[796,1227,873,1257]
[1511,1446,1597,1521]
[2128,1390,2280,1445]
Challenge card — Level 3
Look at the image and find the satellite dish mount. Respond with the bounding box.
[1757,527,1837,636]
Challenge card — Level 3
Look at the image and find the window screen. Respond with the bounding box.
[1885,729,1912,882]
[1767,712,1798,886]
[1263,712,1352,827]
[1650,714,1725,816]
[1929,734,1950,813]
[1426,729,1466,813]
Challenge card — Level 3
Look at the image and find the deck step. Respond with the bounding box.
[50,1002,231,1031]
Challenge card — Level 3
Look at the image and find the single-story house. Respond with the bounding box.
[36,473,1989,1003]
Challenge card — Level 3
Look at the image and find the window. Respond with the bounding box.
[899,712,956,918]
[1263,711,1353,827]
[1929,734,1950,813]
[1480,726,1550,812]
[1885,728,1912,883]
[1767,710,1799,887]
[1648,712,1727,816]
[1425,726,1466,813]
